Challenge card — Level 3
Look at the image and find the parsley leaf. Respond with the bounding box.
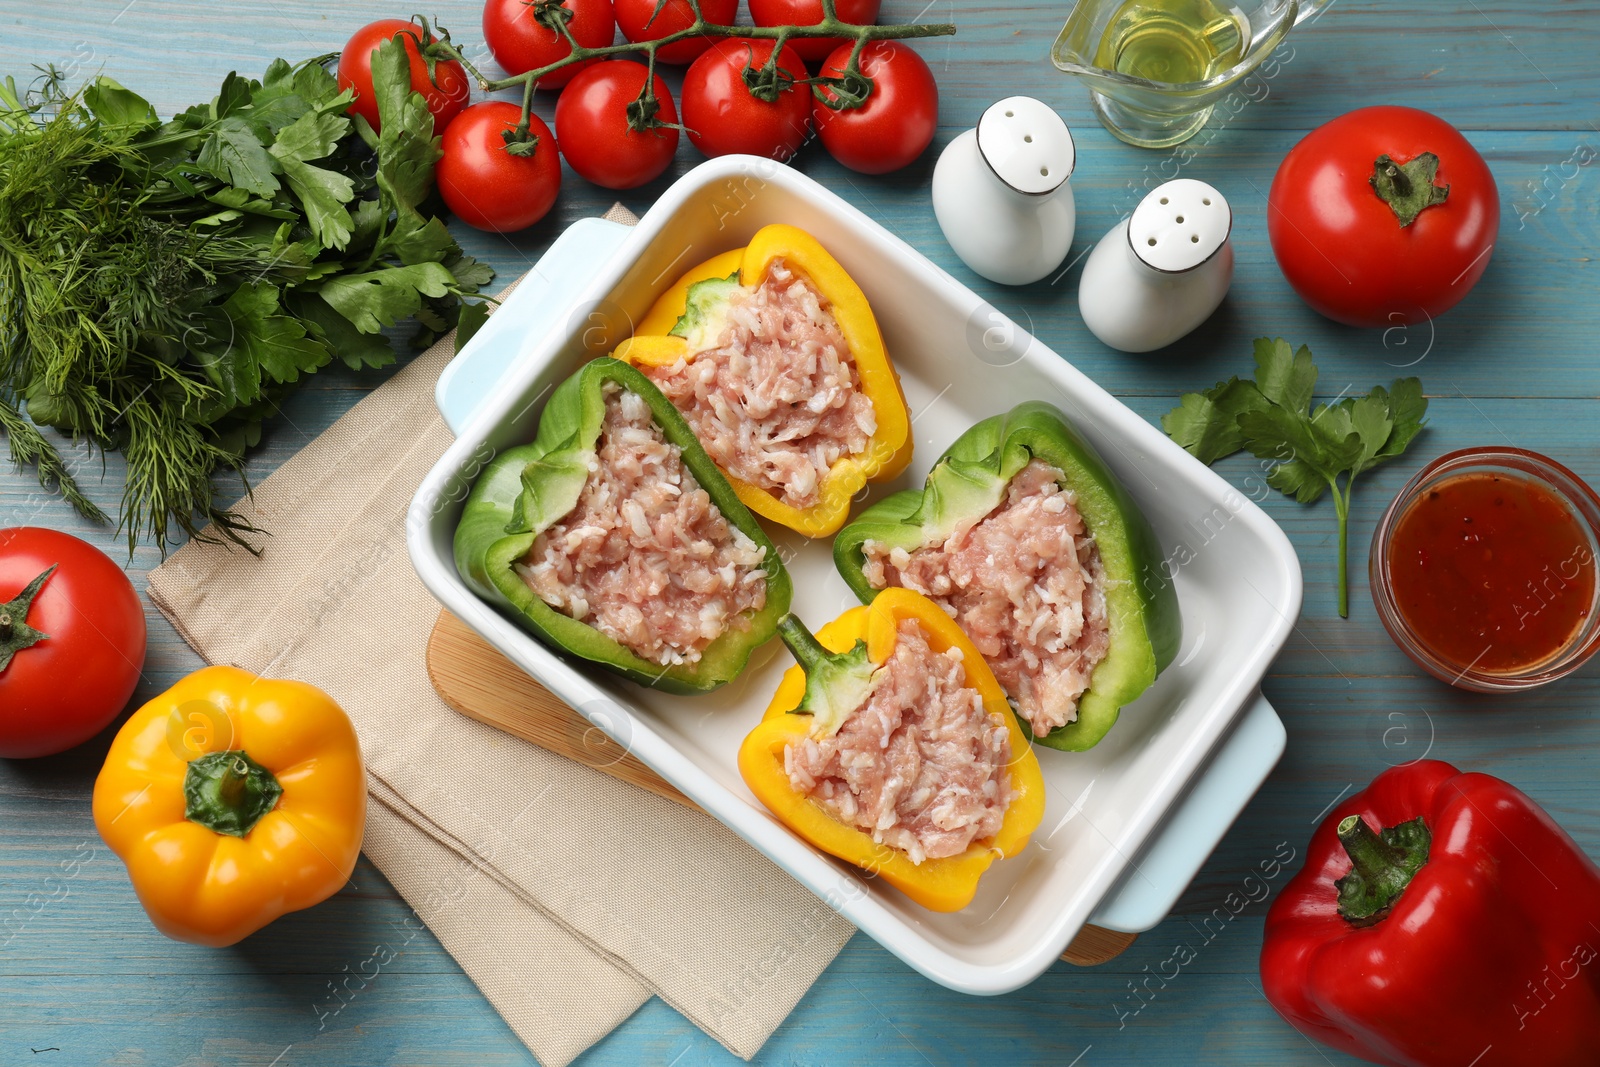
[195,116,279,197]
[1163,338,1428,617]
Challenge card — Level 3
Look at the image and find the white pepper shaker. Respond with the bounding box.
[931,97,1077,286]
[1077,178,1233,352]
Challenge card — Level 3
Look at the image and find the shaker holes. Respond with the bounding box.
[1147,238,1157,246]
[1191,235,1200,243]
[1176,215,1184,223]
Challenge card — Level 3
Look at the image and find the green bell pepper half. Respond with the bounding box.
[454,357,792,694]
[832,401,1181,751]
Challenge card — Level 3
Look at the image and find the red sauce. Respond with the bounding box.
[1388,472,1596,673]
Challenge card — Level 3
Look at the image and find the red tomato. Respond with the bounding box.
[747,0,882,61]
[337,19,470,134]
[483,0,617,90]
[681,39,812,161]
[437,102,562,232]
[1267,106,1500,328]
[812,41,937,175]
[613,0,738,64]
[555,62,679,189]
[0,528,147,759]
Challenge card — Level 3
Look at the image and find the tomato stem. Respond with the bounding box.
[430,7,956,98]
[1369,151,1451,228]
[0,564,55,674]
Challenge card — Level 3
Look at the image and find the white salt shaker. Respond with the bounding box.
[931,97,1077,286]
[1078,178,1233,352]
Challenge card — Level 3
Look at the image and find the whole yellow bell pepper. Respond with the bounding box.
[93,666,366,947]
[739,589,1046,912]
[613,224,913,538]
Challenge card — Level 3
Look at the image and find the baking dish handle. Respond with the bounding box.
[435,216,636,436]
[432,218,1286,935]
[1089,688,1286,932]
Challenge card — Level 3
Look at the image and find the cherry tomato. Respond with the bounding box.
[1268,106,1500,328]
[437,102,562,232]
[747,0,882,62]
[337,18,470,134]
[0,528,147,759]
[613,0,737,64]
[483,0,617,90]
[812,41,937,175]
[555,61,679,190]
[681,39,812,161]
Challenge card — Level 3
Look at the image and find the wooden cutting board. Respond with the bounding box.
[425,609,1137,967]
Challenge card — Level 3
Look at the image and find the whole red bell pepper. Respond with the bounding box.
[1261,759,1600,1067]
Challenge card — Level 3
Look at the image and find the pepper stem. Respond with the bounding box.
[1369,152,1450,227]
[778,614,834,674]
[1334,814,1431,926]
[183,750,284,838]
[776,614,879,737]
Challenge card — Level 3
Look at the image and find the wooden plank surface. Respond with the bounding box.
[3,1,1599,1064]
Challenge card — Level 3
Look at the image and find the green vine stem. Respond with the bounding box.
[420,0,955,139]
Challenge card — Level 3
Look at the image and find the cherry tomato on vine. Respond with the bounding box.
[483,0,617,90]
[681,39,811,161]
[437,101,562,232]
[1267,105,1500,328]
[556,61,680,190]
[748,0,883,62]
[613,0,738,65]
[0,528,147,760]
[812,41,937,175]
[337,18,471,133]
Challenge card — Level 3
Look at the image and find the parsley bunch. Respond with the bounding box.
[1163,338,1428,617]
[0,43,492,553]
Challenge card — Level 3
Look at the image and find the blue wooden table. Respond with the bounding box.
[4,1,1597,1063]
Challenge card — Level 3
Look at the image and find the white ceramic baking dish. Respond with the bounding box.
[407,156,1301,995]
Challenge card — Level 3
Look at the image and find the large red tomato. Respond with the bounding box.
[483,0,617,89]
[812,41,937,174]
[681,39,812,161]
[437,102,562,232]
[1267,106,1500,328]
[0,528,147,759]
[747,0,883,61]
[556,61,680,189]
[613,0,738,65]
[337,18,470,134]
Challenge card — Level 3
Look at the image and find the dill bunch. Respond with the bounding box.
[0,55,491,553]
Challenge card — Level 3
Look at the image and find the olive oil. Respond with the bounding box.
[1093,0,1248,83]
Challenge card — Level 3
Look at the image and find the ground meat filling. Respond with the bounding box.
[785,619,1015,865]
[642,259,877,511]
[516,384,768,667]
[861,460,1111,737]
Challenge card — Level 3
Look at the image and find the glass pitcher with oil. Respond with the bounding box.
[1053,0,1330,148]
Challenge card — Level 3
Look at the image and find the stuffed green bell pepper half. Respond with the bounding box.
[455,357,792,693]
[833,401,1180,751]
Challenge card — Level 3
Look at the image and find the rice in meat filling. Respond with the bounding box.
[784,619,1015,865]
[643,259,877,510]
[861,460,1112,737]
[516,384,769,667]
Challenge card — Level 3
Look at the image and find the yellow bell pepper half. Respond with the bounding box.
[614,224,913,538]
[738,588,1046,912]
[92,666,366,947]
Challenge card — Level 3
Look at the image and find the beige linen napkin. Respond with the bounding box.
[146,209,854,1066]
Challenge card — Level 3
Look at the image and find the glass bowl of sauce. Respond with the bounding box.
[1371,447,1600,692]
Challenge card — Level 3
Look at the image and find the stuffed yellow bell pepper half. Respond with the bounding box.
[613,224,912,538]
[93,666,366,947]
[739,589,1045,912]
